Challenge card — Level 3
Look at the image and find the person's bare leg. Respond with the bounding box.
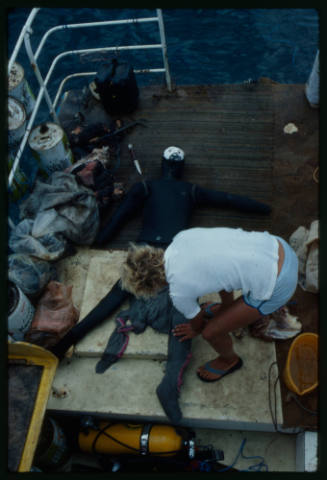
[197,241,285,380]
[197,297,261,381]
[220,290,234,308]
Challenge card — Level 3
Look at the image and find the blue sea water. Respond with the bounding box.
[8,7,319,96]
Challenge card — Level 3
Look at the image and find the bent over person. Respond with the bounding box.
[120,227,299,382]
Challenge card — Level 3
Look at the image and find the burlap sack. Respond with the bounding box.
[289,220,319,293]
[25,281,79,348]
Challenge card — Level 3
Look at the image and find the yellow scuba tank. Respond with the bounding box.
[78,422,192,457]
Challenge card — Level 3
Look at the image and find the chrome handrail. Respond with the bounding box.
[7,8,40,75]
[8,8,172,227]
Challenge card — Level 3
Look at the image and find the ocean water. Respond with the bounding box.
[8,7,319,96]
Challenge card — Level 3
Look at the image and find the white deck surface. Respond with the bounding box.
[75,255,168,358]
[48,248,283,431]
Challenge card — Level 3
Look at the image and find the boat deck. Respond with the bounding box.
[49,79,318,430]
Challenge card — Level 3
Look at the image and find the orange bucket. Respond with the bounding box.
[283,332,318,396]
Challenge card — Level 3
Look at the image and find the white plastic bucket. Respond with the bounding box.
[28,122,74,176]
[8,282,35,340]
[8,96,26,150]
[34,417,69,469]
[8,61,36,117]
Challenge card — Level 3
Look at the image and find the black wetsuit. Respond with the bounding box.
[95,179,271,247]
[51,159,271,359]
[95,286,192,424]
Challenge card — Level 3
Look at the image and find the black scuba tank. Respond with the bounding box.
[95,59,139,115]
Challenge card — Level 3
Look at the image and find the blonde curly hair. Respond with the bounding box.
[120,243,167,298]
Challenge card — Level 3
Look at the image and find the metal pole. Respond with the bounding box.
[156,9,172,91]
[34,16,159,60]
[8,8,40,74]
[24,27,59,123]
[8,217,15,230]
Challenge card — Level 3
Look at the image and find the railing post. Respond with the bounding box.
[24,27,59,123]
[157,9,172,91]
[8,8,40,75]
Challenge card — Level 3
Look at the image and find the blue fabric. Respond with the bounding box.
[243,236,298,315]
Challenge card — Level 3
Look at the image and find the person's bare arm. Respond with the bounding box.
[220,290,234,307]
[173,291,235,342]
[172,309,207,342]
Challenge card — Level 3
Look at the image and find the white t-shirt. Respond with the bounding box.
[164,227,279,319]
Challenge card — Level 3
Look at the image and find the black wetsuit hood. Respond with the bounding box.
[161,157,185,179]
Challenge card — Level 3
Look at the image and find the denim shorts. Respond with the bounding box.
[243,236,299,315]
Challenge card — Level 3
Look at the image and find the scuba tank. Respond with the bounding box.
[78,421,195,458]
[94,59,139,115]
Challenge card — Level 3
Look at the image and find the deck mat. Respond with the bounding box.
[59,81,274,248]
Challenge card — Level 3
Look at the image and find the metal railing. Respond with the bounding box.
[8,8,172,227]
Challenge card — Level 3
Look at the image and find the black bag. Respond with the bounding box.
[95,59,139,115]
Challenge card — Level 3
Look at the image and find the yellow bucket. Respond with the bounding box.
[283,332,318,396]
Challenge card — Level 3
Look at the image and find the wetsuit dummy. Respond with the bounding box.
[51,146,271,359]
[94,146,271,247]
